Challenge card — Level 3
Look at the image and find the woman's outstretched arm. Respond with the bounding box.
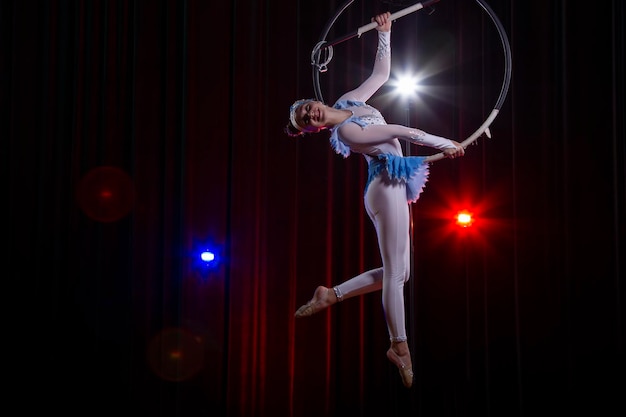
[336,12,392,104]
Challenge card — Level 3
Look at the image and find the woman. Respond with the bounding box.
[286,12,465,388]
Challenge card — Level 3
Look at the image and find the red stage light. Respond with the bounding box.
[456,210,474,228]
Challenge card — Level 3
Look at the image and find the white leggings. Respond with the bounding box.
[334,173,411,342]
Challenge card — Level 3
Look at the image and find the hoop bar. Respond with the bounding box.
[323,0,441,48]
[424,109,499,163]
[358,0,440,36]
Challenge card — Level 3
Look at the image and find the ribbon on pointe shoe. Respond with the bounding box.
[294,286,334,318]
[386,348,414,388]
[294,286,343,318]
[294,300,317,318]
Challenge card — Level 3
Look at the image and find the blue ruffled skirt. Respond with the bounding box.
[366,154,430,204]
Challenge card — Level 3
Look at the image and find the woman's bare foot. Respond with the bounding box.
[294,286,337,318]
[386,341,414,388]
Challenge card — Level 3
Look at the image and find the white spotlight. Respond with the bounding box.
[392,73,422,99]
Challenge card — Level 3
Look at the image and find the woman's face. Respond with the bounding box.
[294,100,326,133]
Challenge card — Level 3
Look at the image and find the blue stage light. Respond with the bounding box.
[191,239,222,276]
[200,251,215,263]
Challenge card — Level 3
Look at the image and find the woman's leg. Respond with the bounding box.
[365,175,414,387]
[294,179,389,317]
[294,267,384,317]
[364,175,411,342]
[295,175,410,325]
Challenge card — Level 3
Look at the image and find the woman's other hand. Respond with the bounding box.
[373,12,392,32]
[443,141,465,159]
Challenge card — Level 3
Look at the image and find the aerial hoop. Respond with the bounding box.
[311,0,512,163]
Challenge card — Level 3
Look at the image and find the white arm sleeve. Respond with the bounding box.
[336,31,391,103]
[403,128,457,150]
[338,123,457,151]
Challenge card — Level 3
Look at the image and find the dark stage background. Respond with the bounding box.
[5,0,625,416]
